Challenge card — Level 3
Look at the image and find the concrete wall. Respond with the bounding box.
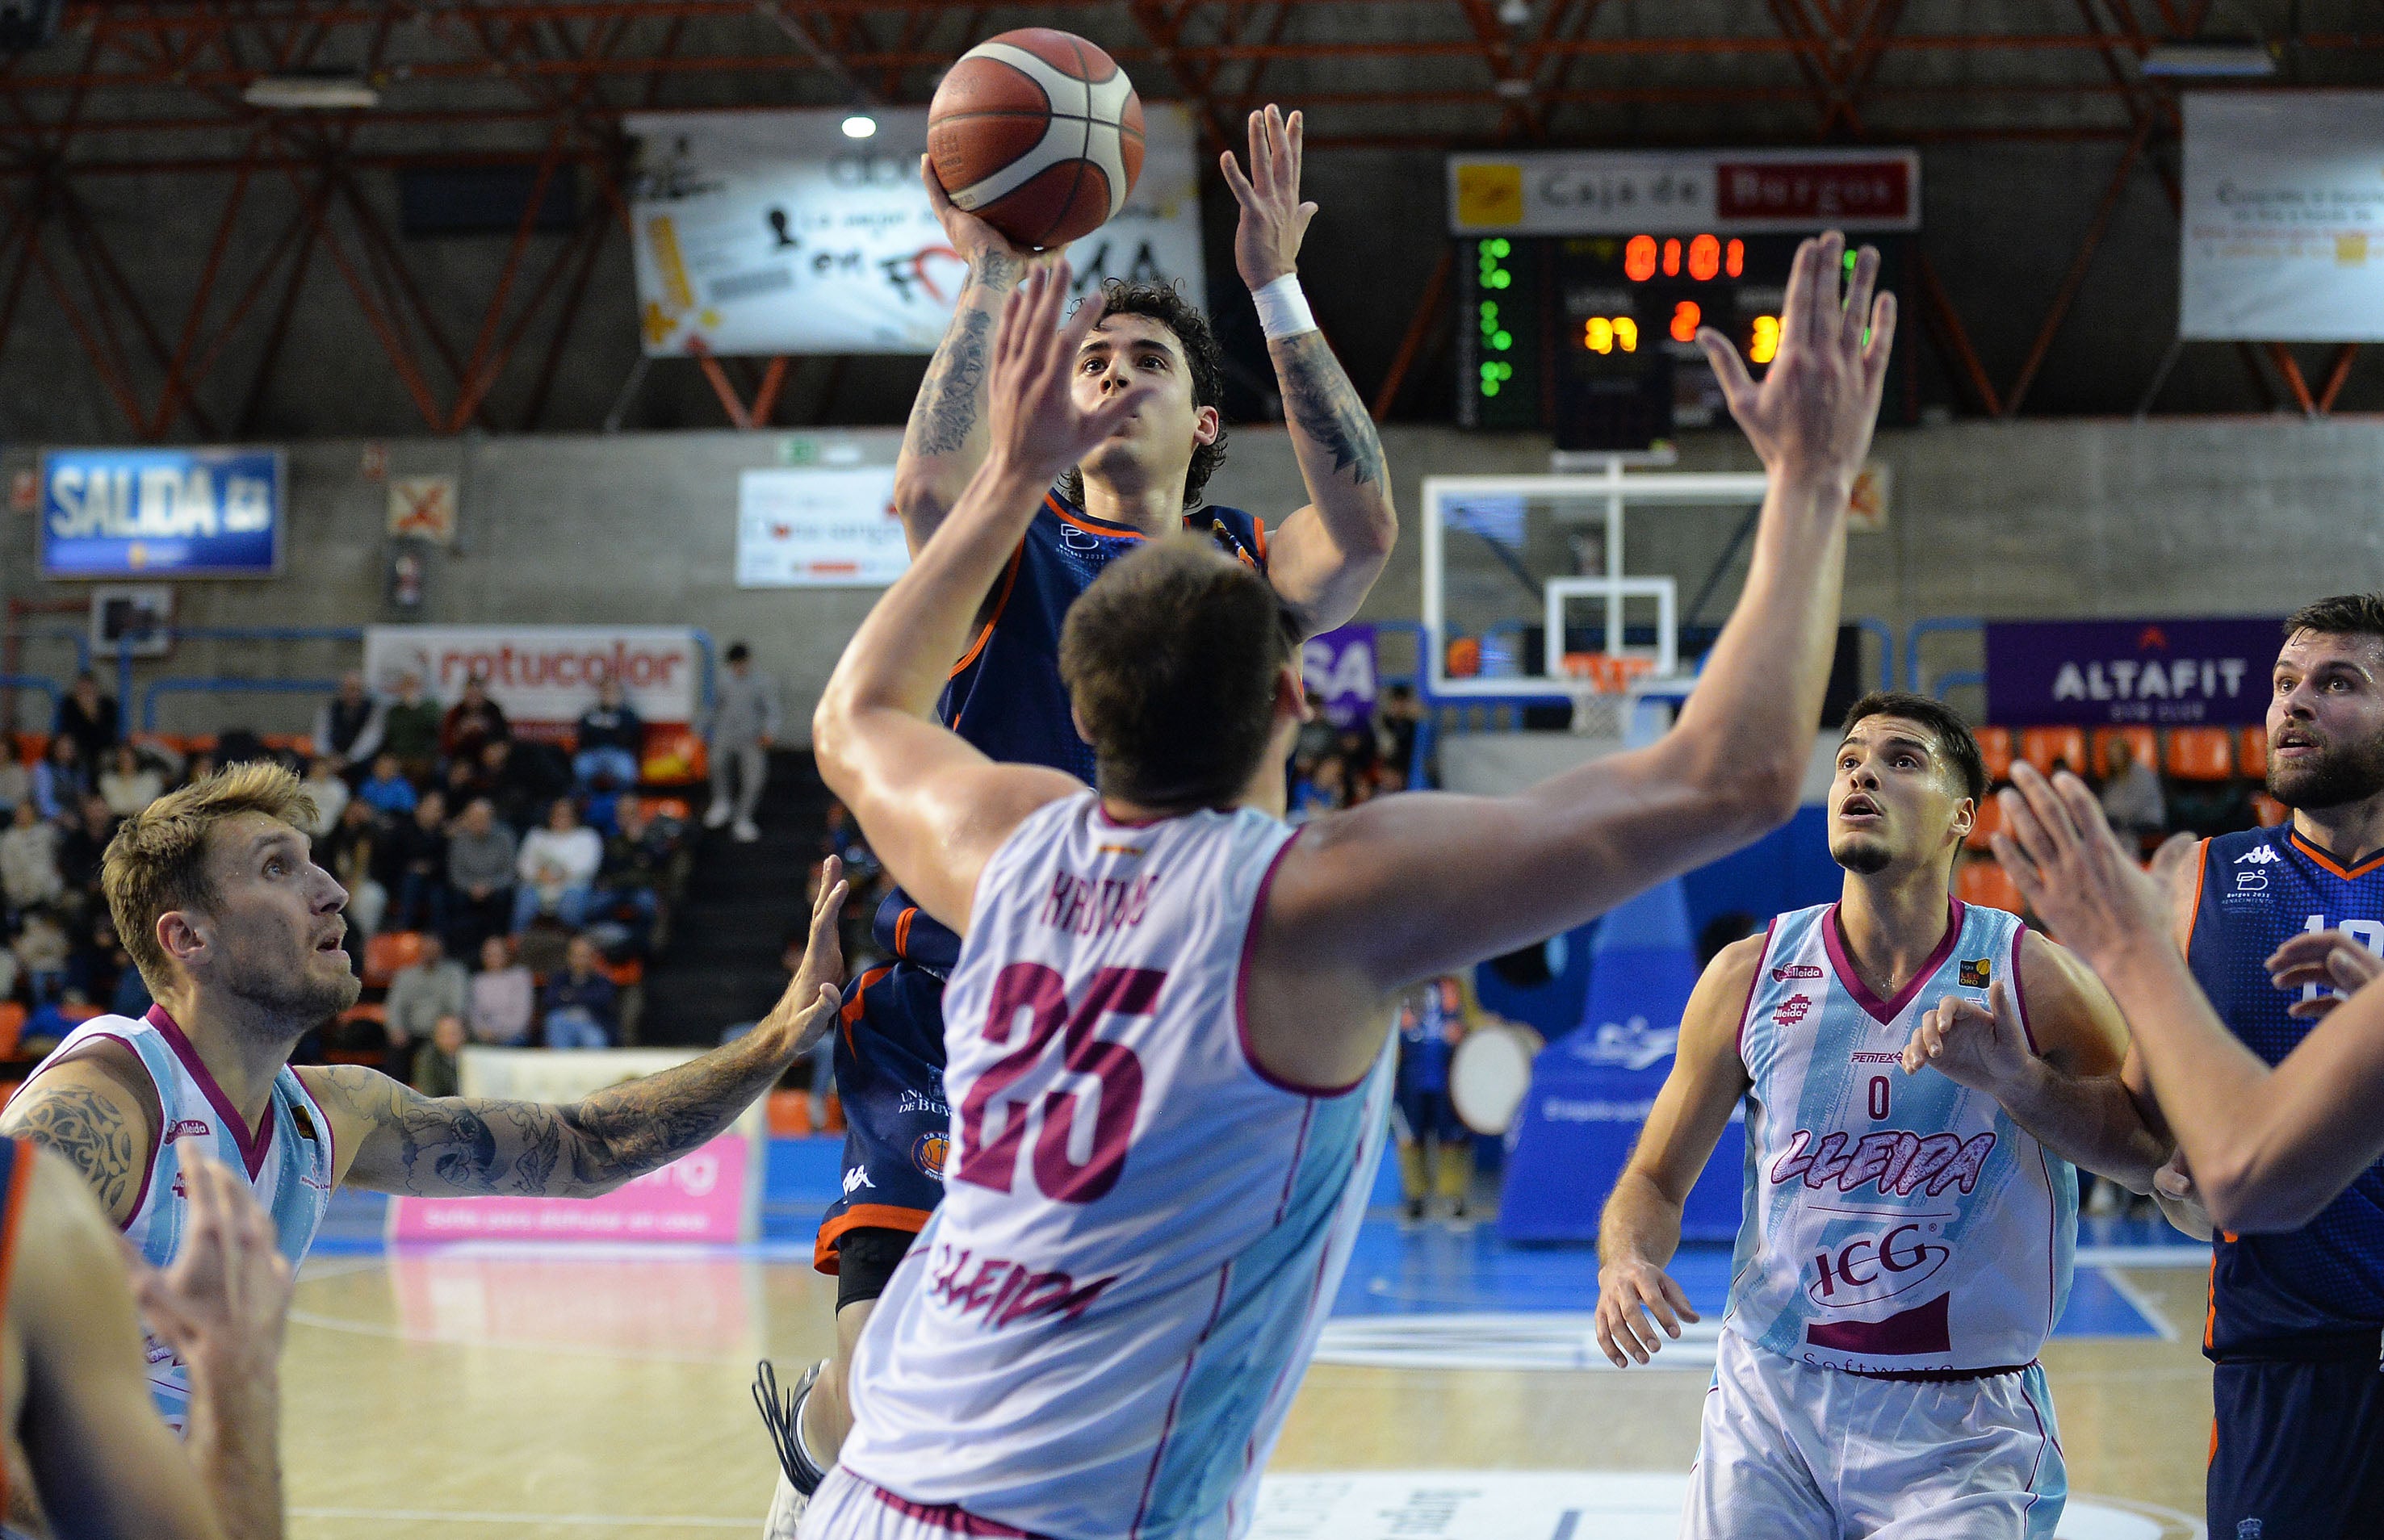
[6,416,2382,738]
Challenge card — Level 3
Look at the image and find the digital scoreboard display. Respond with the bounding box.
[1457,230,1909,449]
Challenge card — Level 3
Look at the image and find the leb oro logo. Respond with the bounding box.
[913,1132,950,1181]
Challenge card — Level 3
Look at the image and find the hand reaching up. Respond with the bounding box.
[1699,232,1896,488]
[986,261,1158,486]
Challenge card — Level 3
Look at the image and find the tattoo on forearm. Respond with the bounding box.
[6,1084,138,1214]
[908,304,995,458]
[1276,333,1385,486]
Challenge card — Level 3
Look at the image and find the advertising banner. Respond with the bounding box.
[736,466,909,588]
[363,625,702,725]
[2182,92,2384,341]
[1301,623,1378,727]
[1448,147,1920,236]
[626,105,1205,357]
[1984,617,2281,726]
[39,447,283,579]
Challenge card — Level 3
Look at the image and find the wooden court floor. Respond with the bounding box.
[279,1248,2216,1539]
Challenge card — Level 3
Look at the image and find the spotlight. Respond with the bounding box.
[841,115,878,139]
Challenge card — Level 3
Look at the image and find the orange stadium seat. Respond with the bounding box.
[641,797,691,822]
[2238,726,2269,779]
[362,931,429,990]
[1973,726,2014,784]
[2017,726,2087,778]
[767,1090,812,1136]
[0,1002,25,1059]
[1955,856,2024,914]
[2252,792,2289,828]
[1963,792,2005,852]
[9,734,44,768]
[2090,726,2157,778]
[2166,726,2235,781]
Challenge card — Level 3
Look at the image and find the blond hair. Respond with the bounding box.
[104,761,317,986]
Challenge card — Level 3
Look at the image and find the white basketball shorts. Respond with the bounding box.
[1682,1328,2067,1540]
[800,1468,1033,1540]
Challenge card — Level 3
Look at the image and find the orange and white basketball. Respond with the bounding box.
[927,28,1144,251]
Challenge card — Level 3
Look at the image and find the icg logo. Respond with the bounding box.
[1805,1223,1951,1308]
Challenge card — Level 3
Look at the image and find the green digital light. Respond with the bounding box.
[1492,329,1511,349]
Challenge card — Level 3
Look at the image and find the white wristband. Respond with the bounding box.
[1251,274,1316,341]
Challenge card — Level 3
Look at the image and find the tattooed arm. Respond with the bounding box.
[1220,106,1397,638]
[301,861,848,1198]
[891,157,1054,556]
[0,1044,157,1225]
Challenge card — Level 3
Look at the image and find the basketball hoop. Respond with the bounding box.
[1559,652,1653,738]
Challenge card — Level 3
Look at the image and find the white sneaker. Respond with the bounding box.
[763,1471,807,1538]
[734,818,760,843]
[704,802,733,830]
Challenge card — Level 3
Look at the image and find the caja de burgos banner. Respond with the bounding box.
[1984,617,2283,726]
[363,626,702,726]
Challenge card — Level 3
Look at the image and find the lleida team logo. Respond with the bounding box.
[1774,994,1812,1027]
[161,1119,212,1145]
[1770,964,1822,983]
[1957,958,1992,989]
[912,1132,950,1181]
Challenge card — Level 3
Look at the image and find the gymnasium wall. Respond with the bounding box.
[6,416,2381,739]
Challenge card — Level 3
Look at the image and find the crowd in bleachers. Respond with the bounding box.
[0,664,707,1090]
[1287,683,1426,820]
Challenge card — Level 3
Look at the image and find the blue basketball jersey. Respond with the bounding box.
[874,491,1268,972]
[1397,978,1463,1097]
[2188,825,2384,1355]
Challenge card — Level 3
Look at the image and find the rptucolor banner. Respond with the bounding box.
[1983,617,2282,726]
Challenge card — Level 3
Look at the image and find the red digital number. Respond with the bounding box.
[954,962,1157,1204]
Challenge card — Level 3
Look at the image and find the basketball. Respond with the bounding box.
[928,28,1144,251]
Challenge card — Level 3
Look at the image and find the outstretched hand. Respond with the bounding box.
[1901,978,2036,1094]
[1220,104,1316,289]
[986,260,1157,485]
[1699,232,1896,485]
[920,154,1057,274]
[128,1155,295,1378]
[764,856,848,1057]
[1990,761,2172,970]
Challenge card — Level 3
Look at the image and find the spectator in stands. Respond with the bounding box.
[702,641,779,844]
[1,799,62,918]
[52,672,118,769]
[324,796,386,942]
[12,906,68,1006]
[446,795,518,954]
[380,671,443,783]
[313,670,385,774]
[358,751,419,818]
[478,736,549,831]
[574,677,645,791]
[540,935,618,1050]
[297,755,350,838]
[2098,737,2168,843]
[175,748,218,792]
[381,789,449,936]
[385,931,468,1062]
[0,943,16,1008]
[412,1013,468,1098]
[107,930,151,1018]
[440,673,510,767]
[1296,691,1336,764]
[96,743,163,819]
[31,734,86,822]
[55,794,115,898]
[513,796,602,932]
[468,935,534,1047]
[595,797,675,950]
[1290,755,1345,822]
[441,752,489,820]
[0,738,30,818]
[1377,683,1424,781]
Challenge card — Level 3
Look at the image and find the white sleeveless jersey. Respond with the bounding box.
[1728,900,2076,1375]
[23,1006,334,1429]
[838,792,1394,1540]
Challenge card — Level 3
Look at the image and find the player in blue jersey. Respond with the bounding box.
[1983,594,2384,1538]
[764,103,1401,1526]
[1594,692,2160,1538]
[1392,977,1474,1224]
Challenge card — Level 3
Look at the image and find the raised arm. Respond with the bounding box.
[1993,761,2384,1232]
[1263,233,1896,1017]
[304,864,846,1199]
[815,263,1140,932]
[1899,930,2170,1193]
[1593,937,1758,1366]
[1219,107,1396,637]
[890,158,1057,554]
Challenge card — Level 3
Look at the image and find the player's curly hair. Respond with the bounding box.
[1059,280,1228,509]
[105,760,316,987]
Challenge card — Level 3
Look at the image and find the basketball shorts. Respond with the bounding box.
[814,961,950,1285]
[802,1469,1036,1539]
[2209,1342,2384,1538]
[1684,1329,2066,1540]
[1393,1082,1466,1145]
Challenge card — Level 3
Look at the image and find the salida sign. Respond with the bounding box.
[1984,617,2281,726]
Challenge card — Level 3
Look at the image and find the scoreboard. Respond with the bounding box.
[1448,148,1919,450]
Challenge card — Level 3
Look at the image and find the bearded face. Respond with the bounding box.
[2267,632,2384,815]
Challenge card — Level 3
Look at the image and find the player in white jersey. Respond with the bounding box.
[3,761,852,1429]
[801,231,1896,1537]
[1594,692,2171,1538]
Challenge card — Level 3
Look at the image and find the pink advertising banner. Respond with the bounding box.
[384,1132,754,1245]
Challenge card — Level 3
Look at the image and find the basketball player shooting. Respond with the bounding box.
[795,229,1890,1537]
[1,764,849,1434]
[1594,686,2165,1536]
[769,102,1399,1522]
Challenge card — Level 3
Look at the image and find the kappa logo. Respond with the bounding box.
[161,1119,212,1144]
[1771,965,1824,983]
[2235,845,2282,865]
[1958,959,1992,989]
[1774,994,1813,1027]
[841,1166,876,1195]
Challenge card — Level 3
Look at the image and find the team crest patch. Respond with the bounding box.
[1958,959,1992,989]
[912,1132,949,1180]
[288,1101,320,1145]
[1774,994,1812,1027]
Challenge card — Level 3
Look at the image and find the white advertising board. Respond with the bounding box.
[627,104,1205,357]
[2181,91,2384,341]
[736,466,909,588]
[362,625,702,724]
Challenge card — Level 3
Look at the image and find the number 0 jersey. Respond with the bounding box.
[2188,825,2384,1355]
[838,792,1393,1540]
[1728,900,2077,1375]
[20,1006,334,1429]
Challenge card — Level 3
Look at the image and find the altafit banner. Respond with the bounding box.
[363,625,703,726]
[626,104,1205,357]
[2181,91,2384,341]
[1984,617,2282,726]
